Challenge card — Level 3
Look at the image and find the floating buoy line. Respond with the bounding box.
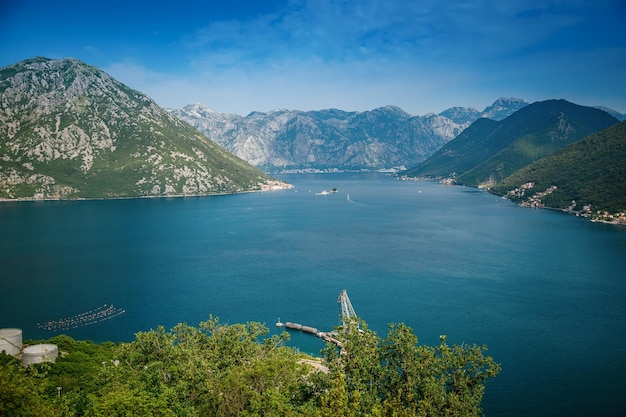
[37,304,125,332]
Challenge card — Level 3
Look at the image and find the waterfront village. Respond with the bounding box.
[505,181,626,225]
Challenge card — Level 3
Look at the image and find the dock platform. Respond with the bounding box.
[280,321,342,347]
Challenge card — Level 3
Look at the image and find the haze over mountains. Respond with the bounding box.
[169,98,529,172]
[0,57,284,199]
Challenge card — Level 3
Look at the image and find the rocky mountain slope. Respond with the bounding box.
[402,99,619,186]
[0,57,284,199]
[491,121,626,221]
[438,97,529,124]
[480,97,529,121]
[169,98,527,171]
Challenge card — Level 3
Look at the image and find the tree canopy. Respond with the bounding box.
[0,316,499,416]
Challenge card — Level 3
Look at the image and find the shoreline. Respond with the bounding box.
[0,180,293,203]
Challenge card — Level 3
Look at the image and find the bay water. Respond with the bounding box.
[1,172,625,416]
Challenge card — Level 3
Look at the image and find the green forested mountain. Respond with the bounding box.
[491,121,626,217]
[402,100,618,186]
[0,317,500,416]
[401,117,501,179]
[0,57,285,199]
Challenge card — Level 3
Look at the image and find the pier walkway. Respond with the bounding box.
[276,290,357,348]
[277,320,343,347]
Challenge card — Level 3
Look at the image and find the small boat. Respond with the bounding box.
[315,190,330,195]
[276,318,284,327]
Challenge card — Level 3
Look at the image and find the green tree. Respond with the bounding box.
[323,320,500,417]
[323,318,383,415]
[97,316,316,416]
[0,354,61,416]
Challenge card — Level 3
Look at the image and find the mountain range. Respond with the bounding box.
[2,56,624,217]
[0,57,284,199]
[168,98,530,171]
[402,99,619,187]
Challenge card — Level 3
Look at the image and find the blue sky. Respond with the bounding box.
[1,0,625,115]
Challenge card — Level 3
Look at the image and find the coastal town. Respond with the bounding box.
[505,181,626,225]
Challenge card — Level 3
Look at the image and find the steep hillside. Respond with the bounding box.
[401,118,501,178]
[0,57,284,199]
[402,100,618,185]
[492,121,626,220]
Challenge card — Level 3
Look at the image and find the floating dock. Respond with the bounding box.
[280,321,342,347]
[277,289,355,349]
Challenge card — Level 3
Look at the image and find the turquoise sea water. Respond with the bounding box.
[1,172,625,416]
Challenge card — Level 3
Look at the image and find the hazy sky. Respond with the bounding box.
[1,0,625,115]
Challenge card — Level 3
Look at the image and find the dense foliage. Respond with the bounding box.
[491,120,626,215]
[0,317,500,416]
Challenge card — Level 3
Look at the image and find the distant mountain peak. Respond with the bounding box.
[492,97,528,105]
[437,98,528,124]
[378,105,411,116]
[480,97,529,121]
[438,106,481,124]
[178,103,218,118]
[185,102,214,111]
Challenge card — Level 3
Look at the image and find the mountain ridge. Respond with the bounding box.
[168,98,528,171]
[0,57,285,200]
[491,120,626,222]
[401,99,619,186]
